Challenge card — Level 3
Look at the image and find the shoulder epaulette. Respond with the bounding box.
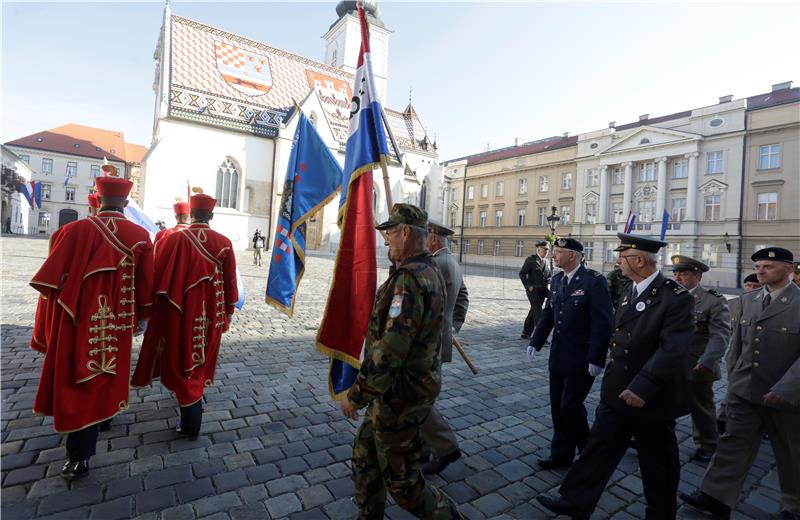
[707,289,723,298]
[664,278,687,295]
[586,269,603,278]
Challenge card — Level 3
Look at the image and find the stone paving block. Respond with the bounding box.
[158,505,195,520]
[322,497,358,519]
[290,509,329,520]
[237,483,268,505]
[135,487,176,515]
[224,452,255,471]
[228,505,268,520]
[266,474,308,496]
[495,459,534,482]
[253,446,283,465]
[176,477,215,503]
[278,456,311,475]
[143,464,193,489]
[325,476,354,499]
[104,476,144,500]
[264,492,303,518]
[192,490,242,517]
[297,483,334,510]
[1,484,27,504]
[89,496,133,520]
[442,481,479,503]
[244,463,280,484]
[213,469,250,493]
[37,487,104,516]
[4,463,46,485]
[465,469,508,495]
[192,458,228,479]
[233,438,263,453]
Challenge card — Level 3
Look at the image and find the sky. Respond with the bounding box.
[2,1,799,162]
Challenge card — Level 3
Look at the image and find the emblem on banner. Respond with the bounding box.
[214,40,272,96]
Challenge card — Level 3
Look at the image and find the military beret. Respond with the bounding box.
[614,233,667,254]
[535,240,548,248]
[554,237,583,252]
[427,220,454,237]
[671,255,709,273]
[751,246,793,264]
[743,273,759,284]
[376,203,427,230]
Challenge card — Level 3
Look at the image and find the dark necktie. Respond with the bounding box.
[762,293,772,311]
[561,276,569,299]
[632,286,639,301]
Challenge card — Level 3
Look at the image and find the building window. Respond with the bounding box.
[612,167,624,185]
[518,178,528,195]
[451,187,458,202]
[639,162,656,182]
[41,158,53,175]
[19,154,30,164]
[215,158,239,209]
[449,211,456,227]
[515,240,524,257]
[467,186,475,200]
[561,173,572,190]
[758,144,781,170]
[539,176,549,192]
[493,240,501,256]
[672,159,688,179]
[638,201,655,222]
[480,183,488,198]
[479,210,487,228]
[517,208,526,226]
[606,242,617,262]
[702,243,719,267]
[586,169,598,187]
[38,211,50,228]
[463,240,471,254]
[465,211,473,227]
[41,183,51,200]
[585,203,597,224]
[612,202,623,223]
[66,161,77,179]
[419,179,428,211]
[671,198,686,222]
[477,240,485,255]
[495,181,504,197]
[560,205,571,224]
[706,151,723,174]
[584,242,594,262]
[537,207,547,226]
[494,209,503,227]
[90,164,101,180]
[65,186,75,202]
[704,195,721,221]
[756,192,777,221]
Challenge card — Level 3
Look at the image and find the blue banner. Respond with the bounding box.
[265,111,342,316]
[660,209,670,240]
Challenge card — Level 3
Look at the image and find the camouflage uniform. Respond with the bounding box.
[606,265,630,309]
[348,205,461,520]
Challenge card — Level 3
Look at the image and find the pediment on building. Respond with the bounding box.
[583,191,599,203]
[698,179,728,195]
[596,126,700,156]
[633,184,658,201]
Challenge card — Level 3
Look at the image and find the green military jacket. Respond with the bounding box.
[687,286,731,382]
[348,253,446,428]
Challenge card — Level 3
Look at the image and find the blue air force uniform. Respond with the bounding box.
[530,237,613,465]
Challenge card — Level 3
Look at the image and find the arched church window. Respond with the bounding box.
[419,179,429,211]
[216,158,239,209]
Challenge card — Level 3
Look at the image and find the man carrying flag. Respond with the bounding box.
[316,0,389,398]
[265,110,341,315]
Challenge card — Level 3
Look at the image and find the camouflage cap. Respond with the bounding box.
[427,219,454,237]
[375,203,428,230]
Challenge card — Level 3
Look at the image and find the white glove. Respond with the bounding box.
[588,363,603,377]
[134,319,149,337]
[527,345,537,361]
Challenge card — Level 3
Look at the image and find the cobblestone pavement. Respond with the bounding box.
[1,236,784,519]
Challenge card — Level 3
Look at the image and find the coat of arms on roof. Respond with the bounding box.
[214,40,273,96]
[306,71,352,143]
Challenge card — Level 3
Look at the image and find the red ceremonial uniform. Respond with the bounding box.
[30,211,154,432]
[132,222,237,405]
[154,224,189,248]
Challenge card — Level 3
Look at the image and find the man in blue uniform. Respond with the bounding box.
[528,237,613,470]
[519,241,550,339]
[537,233,694,520]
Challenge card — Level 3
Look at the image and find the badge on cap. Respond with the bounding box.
[635,301,646,312]
[768,251,775,258]
[389,294,403,318]
[557,238,566,247]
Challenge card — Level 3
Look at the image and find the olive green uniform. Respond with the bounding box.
[348,253,462,520]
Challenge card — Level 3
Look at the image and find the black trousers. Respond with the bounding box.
[180,400,203,435]
[522,289,546,336]
[549,371,595,463]
[65,425,99,462]
[559,403,680,519]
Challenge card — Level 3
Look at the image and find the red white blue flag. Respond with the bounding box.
[316,1,389,399]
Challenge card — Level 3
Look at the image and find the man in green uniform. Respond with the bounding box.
[606,264,630,309]
[340,204,463,520]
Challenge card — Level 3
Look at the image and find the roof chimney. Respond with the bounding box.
[772,81,793,92]
[562,132,569,138]
[608,121,616,129]
[719,95,733,104]
[514,137,523,147]
[639,114,649,122]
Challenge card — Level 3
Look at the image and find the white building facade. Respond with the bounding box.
[142,1,440,252]
[1,145,33,235]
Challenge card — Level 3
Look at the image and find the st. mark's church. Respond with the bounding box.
[142,0,443,251]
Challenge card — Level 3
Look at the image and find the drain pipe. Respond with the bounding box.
[458,164,468,263]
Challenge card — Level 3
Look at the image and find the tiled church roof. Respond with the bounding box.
[168,15,433,153]
[5,124,143,163]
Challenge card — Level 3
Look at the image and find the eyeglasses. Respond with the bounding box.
[385,226,403,237]
[618,254,637,260]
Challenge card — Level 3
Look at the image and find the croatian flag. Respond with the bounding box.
[316,1,389,399]
[624,211,636,233]
[19,181,43,209]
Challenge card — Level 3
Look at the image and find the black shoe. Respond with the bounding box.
[521,334,531,339]
[690,448,714,464]
[98,419,112,432]
[679,490,731,519]
[60,460,90,481]
[537,457,573,470]
[422,449,461,475]
[536,495,589,520]
[175,426,199,441]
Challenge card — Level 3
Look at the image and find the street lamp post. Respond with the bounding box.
[545,205,560,271]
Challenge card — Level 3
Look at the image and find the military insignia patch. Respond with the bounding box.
[557,238,566,247]
[635,301,646,312]
[571,289,585,296]
[389,294,403,318]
